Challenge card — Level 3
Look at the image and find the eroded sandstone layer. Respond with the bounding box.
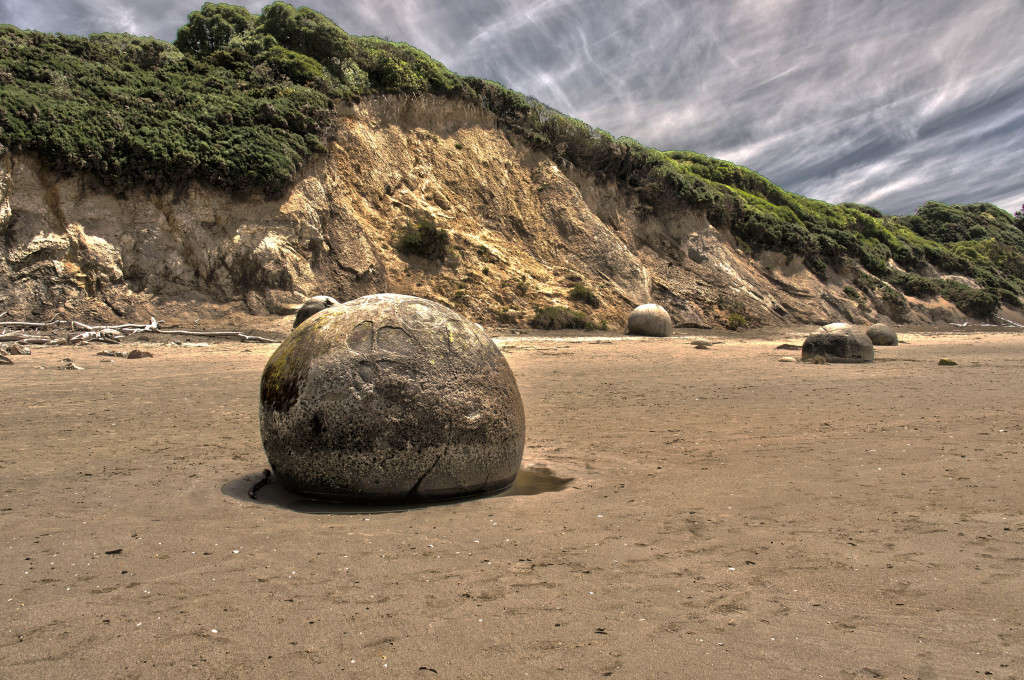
[0,96,965,328]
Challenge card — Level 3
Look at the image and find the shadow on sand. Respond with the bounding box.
[221,464,575,514]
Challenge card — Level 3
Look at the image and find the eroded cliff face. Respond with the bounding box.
[0,95,960,328]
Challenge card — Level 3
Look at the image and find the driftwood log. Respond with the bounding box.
[148,329,275,343]
[0,316,276,345]
[0,333,55,344]
[0,321,58,328]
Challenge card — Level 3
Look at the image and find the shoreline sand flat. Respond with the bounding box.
[1,328,1021,678]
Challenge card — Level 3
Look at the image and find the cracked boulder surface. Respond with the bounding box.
[260,293,525,502]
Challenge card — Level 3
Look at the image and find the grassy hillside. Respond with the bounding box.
[1,2,1022,318]
[667,152,1024,317]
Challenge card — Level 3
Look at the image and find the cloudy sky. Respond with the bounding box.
[2,0,1022,216]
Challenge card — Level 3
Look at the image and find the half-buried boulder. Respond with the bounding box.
[260,293,526,503]
[866,323,899,346]
[293,295,340,328]
[801,328,875,363]
[627,304,672,337]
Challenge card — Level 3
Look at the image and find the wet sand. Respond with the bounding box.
[1,328,1022,678]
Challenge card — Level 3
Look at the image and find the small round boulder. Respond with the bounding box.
[294,295,340,328]
[627,304,672,337]
[866,323,898,346]
[802,328,875,363]
[260,294,526,503]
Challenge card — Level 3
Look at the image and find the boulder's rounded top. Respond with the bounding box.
[267,294,500,413]
[338,293,464,325]
[633,303,668,314]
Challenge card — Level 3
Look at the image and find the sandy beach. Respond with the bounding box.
[1,327,1022,678]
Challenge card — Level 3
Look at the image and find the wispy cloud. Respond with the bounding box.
[0,0,1021,215]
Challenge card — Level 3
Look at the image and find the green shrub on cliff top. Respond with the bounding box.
[174,3,254,56]
[0,2,465,195]
[0,22,330,194]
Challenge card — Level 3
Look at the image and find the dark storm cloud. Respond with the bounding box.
[1,0,1021,215]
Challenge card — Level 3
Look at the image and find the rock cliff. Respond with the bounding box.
[0,94,966,329]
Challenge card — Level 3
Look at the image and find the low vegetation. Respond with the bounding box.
[1,2,1023,318]
[529,306,602,331]
[724,312,748,331]
[568,283,600,308]
[396,219,450,261]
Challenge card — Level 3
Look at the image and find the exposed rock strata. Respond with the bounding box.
[0,97,967,328]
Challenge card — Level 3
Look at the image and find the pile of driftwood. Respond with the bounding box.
[0,314,276,347]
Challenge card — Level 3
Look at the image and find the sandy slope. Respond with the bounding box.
[1,328,1022,678]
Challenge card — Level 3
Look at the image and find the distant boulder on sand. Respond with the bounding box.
[802,328,875,363]
[866,323,899,346]
[627,304,672,337]
[293,295,340,328]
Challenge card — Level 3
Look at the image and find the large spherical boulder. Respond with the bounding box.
[261,294,525,503]
[866,323,898,346]
[293,295,340,328]
[627,304,672,337]
[802,328,875,363]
